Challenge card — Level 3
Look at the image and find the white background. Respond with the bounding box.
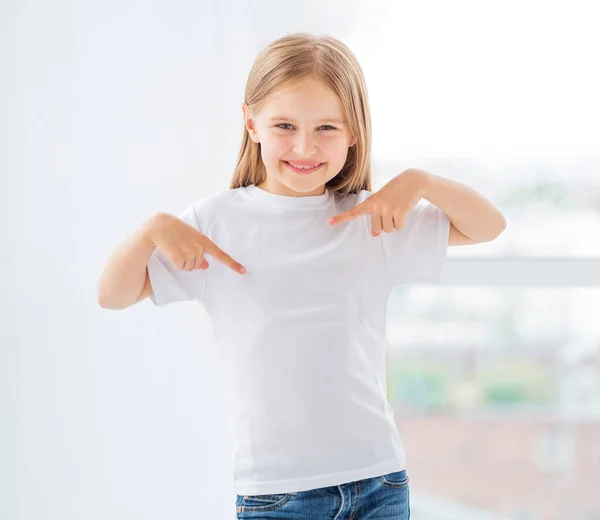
[3,1,598,519]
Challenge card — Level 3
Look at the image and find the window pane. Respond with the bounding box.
[373,157,600,258]
[386,286,600,519]
[350,0,600,258]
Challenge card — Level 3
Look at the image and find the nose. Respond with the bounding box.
[292,130,317,156]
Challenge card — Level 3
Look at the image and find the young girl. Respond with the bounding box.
[98,33,506,520]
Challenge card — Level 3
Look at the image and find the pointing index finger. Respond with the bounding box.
[203,238,246,274]
[328,204,368,225]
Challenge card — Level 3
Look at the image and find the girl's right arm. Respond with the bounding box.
[96,213,163,310]
[97,212,246,310]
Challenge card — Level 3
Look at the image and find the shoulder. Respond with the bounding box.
[332,189,373,212]
[184,187,247,220]
[171,188,246,232]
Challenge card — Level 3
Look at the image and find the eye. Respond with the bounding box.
[275,124,337,131]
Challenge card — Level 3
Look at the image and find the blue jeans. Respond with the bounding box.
[236,469,410,519]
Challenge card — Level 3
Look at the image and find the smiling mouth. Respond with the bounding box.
[283,161,324,174]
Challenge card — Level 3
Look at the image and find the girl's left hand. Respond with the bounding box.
[327,169,429,236]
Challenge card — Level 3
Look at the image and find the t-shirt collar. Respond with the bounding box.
[243,184,332,208]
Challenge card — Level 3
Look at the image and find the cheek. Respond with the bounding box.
[261,136,289,159]
[325,139,351,160]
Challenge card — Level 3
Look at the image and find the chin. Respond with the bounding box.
[287,177,327,192]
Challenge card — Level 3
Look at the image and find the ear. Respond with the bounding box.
[349,135,357,147]
[241,103,260,144]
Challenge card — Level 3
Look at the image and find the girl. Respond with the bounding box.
[97,33,506,520]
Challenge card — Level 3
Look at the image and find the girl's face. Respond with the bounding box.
[242,79,356,197]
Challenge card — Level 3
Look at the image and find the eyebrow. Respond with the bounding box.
[268,116,345,125]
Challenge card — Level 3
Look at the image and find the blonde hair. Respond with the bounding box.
[229,33,372,197]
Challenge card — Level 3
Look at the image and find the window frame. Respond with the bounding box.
[441,257,600,286]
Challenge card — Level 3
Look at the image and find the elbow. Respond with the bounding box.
[487,214,507,242]
[496,214,508,236]
[97,286,125,310]
[98,298,128,311]
[97,281,112,309]
[97,293,117,310]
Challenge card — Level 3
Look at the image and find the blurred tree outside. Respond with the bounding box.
[387,359,558,411]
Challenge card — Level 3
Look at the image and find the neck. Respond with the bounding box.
[256,179,326,197]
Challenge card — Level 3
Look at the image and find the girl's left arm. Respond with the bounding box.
[415,169,507,245]
[328,168,507,246]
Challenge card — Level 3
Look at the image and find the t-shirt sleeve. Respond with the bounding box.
[379,201,450,285]
[147,203,207,307]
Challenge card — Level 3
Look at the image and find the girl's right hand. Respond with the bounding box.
[142,212,246,274]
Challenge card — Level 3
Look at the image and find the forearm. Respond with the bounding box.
[96,215,159,309]
[415,169,507,242]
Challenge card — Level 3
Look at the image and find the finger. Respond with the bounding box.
[392,211,407,230]
[193,244,209,269]
[195,256,209,269]
[382,209,394,233]
[328,202,370,225]
[202,238,246,274]
[183,255,195,272]
[371,206,383,237]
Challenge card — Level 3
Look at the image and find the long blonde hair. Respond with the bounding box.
[230,33,372,197]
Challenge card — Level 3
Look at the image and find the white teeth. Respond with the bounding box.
[288,162,320,169]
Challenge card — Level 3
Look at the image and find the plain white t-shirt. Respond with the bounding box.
[147,184,450,495]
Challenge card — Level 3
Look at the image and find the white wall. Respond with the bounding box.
[4,1,386,519]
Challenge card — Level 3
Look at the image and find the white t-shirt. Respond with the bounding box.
[147,184,450,495]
